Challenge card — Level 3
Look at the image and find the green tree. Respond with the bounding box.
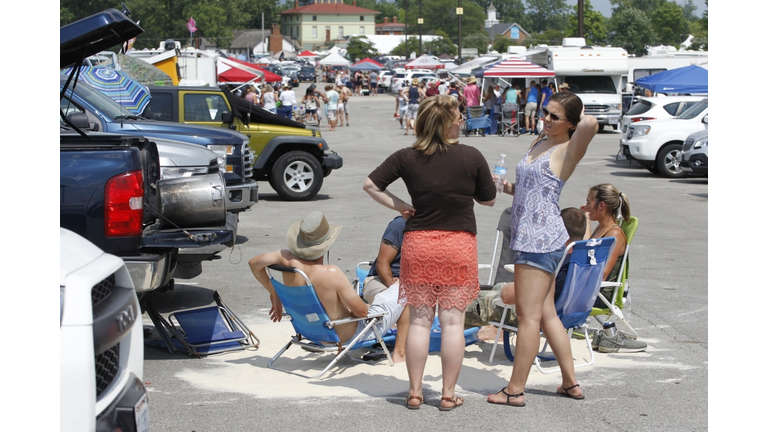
[564,0,608,45]
[526,0,568,33]
[417,0,485,40]
[461,32,491,54]
[424,30,458,56]
[346,36,378,61]
[651,1,687,46]
[492,35,517,54]
[681,0,698,20]
[526,28,566,46]
[357,0,402,24]
[243,0,283,29]
[690,0,707,50]
[608,6,656,55]
[609,0,664,14]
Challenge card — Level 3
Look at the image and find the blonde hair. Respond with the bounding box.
[590,183,631,222]
[413,95,459,155]
[264,85,274,93]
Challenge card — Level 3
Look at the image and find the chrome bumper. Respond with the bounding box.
[226,180,258,212]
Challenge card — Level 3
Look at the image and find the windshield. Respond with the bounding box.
[64,81,133,119]
[300,67,314,73]
[560,76,617,94]
[678,98,708,120]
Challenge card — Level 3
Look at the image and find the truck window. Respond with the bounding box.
[69,82,134,119]
[145,93,173,121]
[60,97,85,121]
[561,76,616,94]
[184,94,228,122]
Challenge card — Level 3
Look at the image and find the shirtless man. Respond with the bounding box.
[248,211,404,353]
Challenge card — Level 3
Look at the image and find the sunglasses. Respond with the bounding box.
[541,107,564,122]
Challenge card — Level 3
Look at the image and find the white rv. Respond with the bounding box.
[526,38,628,131]
[626,45,708,91]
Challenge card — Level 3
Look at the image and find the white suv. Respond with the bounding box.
[621,98,708,178]
[620,95,705,140]
[391,70,438,93]
[60,228,149,432]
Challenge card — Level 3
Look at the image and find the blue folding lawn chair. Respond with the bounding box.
[487,238,616,373]
[145,291,260,358]
[266,265,396,379]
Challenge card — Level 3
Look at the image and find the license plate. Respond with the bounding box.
[135,393,150,432]
[609,118,618,125]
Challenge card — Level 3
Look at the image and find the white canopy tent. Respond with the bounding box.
[318,52,351,66]
[404,55,445,69]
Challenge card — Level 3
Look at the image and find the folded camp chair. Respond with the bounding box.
[145,291,260,358]
[590,216,639,338]
[266,264,395,379]
[355,261,373,297]
[487,238,616,373]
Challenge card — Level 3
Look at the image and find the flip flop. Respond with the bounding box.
[557,384,585,400]
[406,395,424,410]
[439,395,464,411]
[487,388,525,407]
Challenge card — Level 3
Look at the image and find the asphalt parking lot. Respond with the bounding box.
[141,86,708,431]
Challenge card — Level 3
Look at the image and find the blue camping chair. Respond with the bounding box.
[465,106,491,136]
[487,238,616,373]
[145,291,260,358]
[266,265,396,379]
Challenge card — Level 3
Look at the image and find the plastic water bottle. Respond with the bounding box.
[493,154,508,193]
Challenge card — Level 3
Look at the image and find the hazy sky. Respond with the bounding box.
[564,0,707,18]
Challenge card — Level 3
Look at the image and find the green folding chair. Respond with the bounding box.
[590,216,639,338]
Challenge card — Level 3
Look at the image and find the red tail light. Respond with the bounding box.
[631,117,656,123]
[105,170,144,237]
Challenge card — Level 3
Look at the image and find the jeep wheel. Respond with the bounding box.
[656,143,688,178]
[271,151,323,200]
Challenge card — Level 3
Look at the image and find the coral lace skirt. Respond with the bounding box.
[399,230,479,310]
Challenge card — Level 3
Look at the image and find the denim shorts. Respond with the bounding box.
[513,247,565,274]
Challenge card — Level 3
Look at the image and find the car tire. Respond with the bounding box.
[598,124,605,132]
[271,151,323,201]
[655,143,688,178]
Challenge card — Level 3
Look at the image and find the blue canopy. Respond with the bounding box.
[349,62,383,71]
[635,65,708,94]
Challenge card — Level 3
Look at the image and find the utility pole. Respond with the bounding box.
[457,1,463,63]
[405,0,408,58]
[578,0,584,38]
[418,0,423,56]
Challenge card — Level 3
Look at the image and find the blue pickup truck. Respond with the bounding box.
[60,9,233,293]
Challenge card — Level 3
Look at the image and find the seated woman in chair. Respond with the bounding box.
[579,183,630,305]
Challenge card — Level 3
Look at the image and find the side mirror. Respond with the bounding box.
[221,111,234,124]
[702,115,708,124]
[66,112,93,129]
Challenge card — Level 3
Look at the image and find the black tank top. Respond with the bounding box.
[408,86,420,104]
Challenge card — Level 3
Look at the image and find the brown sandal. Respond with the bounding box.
[439,395,464,411]
[406,394,424,410]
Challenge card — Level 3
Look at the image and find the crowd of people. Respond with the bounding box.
[247,80,646,411]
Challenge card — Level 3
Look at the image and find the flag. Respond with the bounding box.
[187,17,197,33]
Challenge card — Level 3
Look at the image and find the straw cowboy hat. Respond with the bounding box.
[467,76,477,84]
[412,78,420,85]
[558,82,570,89]
[286,211,342,260]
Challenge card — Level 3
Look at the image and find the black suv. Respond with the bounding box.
[298,66,317,83]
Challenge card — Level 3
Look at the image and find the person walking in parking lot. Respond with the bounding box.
[370,71,379,96]
[524,80,539,135]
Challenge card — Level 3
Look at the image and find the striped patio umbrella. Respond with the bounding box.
[60,66,151,115]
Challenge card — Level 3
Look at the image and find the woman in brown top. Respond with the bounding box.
[364,95,497,411]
